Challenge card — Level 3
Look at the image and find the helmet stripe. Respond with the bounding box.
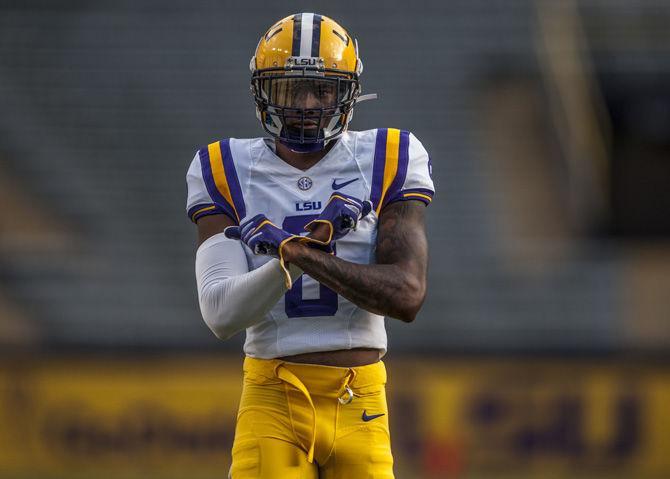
[299,13,314,57]
[311,14,322,57]
[291,13,302,56]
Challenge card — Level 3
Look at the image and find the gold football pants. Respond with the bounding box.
[229,356,394,478]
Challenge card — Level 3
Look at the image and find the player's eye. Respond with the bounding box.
[318,83,336,98]
[258,77,348,109]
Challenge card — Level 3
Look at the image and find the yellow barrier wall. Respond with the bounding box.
[1,356,669,479]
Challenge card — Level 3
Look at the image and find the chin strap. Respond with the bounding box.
[279,138,325,153]
[356,93,378,103]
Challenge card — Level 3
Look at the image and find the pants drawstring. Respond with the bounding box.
[273,364,359,463]
[274,364,318,463]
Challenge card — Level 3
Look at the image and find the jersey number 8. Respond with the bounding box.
[283,215,338,317]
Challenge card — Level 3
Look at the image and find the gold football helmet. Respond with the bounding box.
[250,13,372,152]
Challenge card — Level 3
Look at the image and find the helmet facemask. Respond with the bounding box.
[251,65,361,150]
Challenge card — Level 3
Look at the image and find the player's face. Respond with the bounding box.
[264,78,339,133]
[270,78,338,110]
[259,75,356,141]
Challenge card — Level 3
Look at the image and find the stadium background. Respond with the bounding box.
[1,0,669,478]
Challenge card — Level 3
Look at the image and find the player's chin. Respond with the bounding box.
[284,123,322,141]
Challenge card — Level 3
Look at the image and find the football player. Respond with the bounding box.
[186,13,434,478]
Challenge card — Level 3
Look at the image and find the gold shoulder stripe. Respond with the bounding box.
[375,128,401,215]
[207,141,240,222]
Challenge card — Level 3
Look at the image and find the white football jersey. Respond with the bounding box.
[186,128,434,359]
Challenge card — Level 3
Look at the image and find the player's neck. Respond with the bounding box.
[275,140,335,171]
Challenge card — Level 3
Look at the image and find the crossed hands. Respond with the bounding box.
[224,193,372,288]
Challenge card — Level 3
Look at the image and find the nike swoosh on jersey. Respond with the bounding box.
[332,178,359,190]
[362,410,385,422]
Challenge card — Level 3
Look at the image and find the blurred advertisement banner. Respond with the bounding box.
[1,356,669,479]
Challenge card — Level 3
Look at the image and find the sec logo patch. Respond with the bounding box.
[297,176,313,191]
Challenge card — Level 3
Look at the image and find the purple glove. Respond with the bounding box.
[225,214,299,289]
[304,193,373,246]
[224,214,296,257]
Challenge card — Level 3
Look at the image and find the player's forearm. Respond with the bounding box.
[196,234,302,339]
[282,242,425,322]
[199,261,303,339]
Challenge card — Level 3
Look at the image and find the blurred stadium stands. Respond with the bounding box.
[1,0,667,352]
[1,0,670,478]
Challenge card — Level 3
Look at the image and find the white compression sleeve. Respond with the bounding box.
[195,233,303,340]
